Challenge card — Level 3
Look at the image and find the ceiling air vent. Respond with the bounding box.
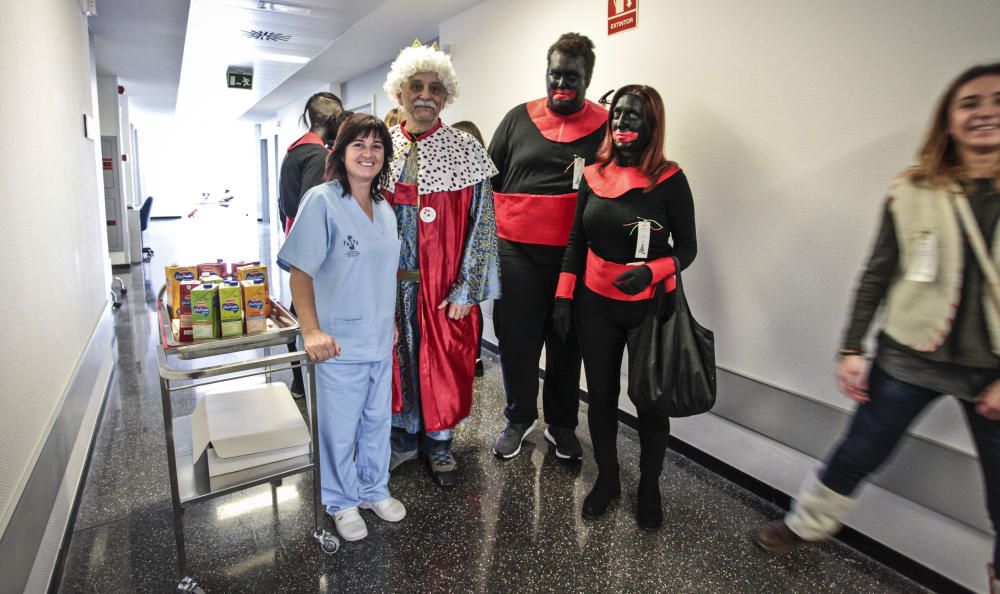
[242,30,292,42]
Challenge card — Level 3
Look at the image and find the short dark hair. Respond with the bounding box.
[323,114,393,202]
[300,91,344,130]
[546,33,596,83]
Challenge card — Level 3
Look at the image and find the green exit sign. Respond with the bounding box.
[227,71,253,89]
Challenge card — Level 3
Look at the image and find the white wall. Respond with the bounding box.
[342,62,393,119]
[0,0,109,534]
[439,0,1000,453]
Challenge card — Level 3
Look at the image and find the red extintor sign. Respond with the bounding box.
[608,0,638,35]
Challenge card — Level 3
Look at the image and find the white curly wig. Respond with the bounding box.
[383,45,460,106]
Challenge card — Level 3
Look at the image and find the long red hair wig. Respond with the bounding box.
[596,84,674,191]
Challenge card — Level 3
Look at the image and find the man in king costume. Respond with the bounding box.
[383,41,500,487]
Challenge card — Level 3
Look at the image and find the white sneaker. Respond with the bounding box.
[332,507,368,541]
[360,496,407,522]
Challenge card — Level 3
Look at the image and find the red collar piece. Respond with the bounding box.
[287,131,326,152]
[583,161,680,198]
[399,119,442,142]
[525,98,607,143]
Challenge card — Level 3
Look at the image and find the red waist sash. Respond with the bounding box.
[584,249,676,301]
[494,191,576,246]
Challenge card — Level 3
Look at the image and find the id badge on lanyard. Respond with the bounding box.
[904,232,938,282]
[634,221,651,259]
[571,156,585,190]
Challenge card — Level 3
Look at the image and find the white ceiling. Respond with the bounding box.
[89,0,191,114]
[88,0,486,123]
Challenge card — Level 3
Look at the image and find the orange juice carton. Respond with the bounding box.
[197,259,227,279]
[237,263,270,316]
[190,283,220,340]
[242,280,268,335]
[177,280,199,343]
[218,281,244,338]
[165,265,197,318]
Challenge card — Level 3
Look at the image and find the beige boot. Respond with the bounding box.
[989,562,998,594]
[784,472,859,542]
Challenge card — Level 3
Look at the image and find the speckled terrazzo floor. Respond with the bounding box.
[56,218,928,593]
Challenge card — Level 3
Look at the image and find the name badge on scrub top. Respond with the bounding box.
[571,156,585,190]
[904,232,938,282]
[634,221,651,259]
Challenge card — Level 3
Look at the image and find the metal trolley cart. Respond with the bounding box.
[155,286,339,593]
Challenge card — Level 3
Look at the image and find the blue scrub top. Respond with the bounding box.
[277,180,401,363]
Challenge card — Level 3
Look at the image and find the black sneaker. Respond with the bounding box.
[474,358,484,377]
[425,446,457,488]
[493,420,537,459]
[544,426,583,461]
[290,379,305,400]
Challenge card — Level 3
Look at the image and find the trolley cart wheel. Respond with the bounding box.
[177,576,205,593]
[314,530,340,554]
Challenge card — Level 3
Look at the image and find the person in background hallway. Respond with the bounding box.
[755,64,1000,594]
[554,85,697,530]
[452,119,488,378]
[277,114,405,543]
[384,107,403,128]
[383,42,501,487]
[279,91,346,398]
[488,33,606,461]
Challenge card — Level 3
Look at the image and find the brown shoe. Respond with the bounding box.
[755,520,805,553]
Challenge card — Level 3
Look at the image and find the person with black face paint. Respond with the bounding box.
[279,91,346,397]
[488,33,606,461]
[554,85,697,530]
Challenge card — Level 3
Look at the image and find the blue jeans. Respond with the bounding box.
[820,364,1000,568]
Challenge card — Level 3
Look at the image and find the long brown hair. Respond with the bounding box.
[596,85,674,191]
[913,62,1000,187]
[323,114,393,202]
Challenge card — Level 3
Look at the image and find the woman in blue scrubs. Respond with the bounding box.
[277,114,404,542]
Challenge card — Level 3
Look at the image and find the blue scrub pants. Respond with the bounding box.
[316,355,393,513]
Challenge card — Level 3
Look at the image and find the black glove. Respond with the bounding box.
[612,265,653,295]
[552,298,573,341]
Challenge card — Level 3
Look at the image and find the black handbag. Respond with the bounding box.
[629,259,717,417]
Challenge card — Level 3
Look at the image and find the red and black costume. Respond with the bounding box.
[557,162,697,481]
[488,98,606,429]
[279,131,329,235]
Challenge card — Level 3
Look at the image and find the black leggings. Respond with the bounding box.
[576,285,670,477]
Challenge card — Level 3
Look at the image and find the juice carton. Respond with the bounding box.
[177,280,199,343]
[197,259,227,279]
[190,283,220,340]
[242,280,268,335]
[218,281,244,337]
[237,263,269,316]
[164,265,197,318]
[200,273,224,285]
[228,260,252,278]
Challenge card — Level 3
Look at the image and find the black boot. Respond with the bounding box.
[636,473,663,530]
[582,474,621,519]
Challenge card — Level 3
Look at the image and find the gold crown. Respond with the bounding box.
[405,38,440,51]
